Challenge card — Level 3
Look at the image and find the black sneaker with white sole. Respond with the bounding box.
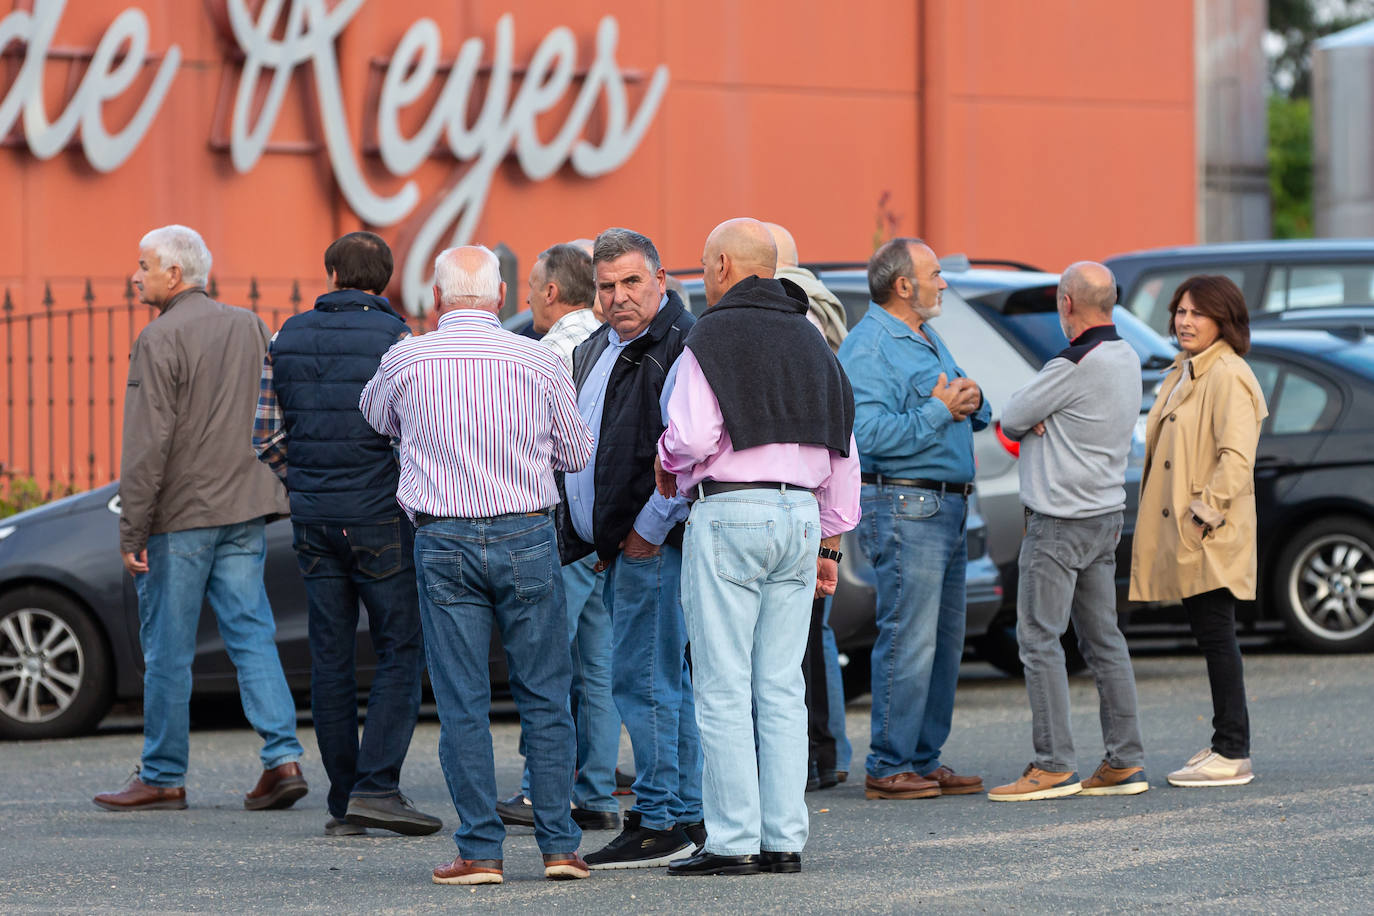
[584,811,692,869]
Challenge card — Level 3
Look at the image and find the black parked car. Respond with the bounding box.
[1107,239,1374,336]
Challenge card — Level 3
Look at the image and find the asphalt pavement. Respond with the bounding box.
[2,647,1371,914]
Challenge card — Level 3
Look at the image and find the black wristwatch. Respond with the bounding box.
[818,546,842,562]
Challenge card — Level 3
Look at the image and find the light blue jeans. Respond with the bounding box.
[518,553,620,813]
[604,545,703,831]
[681,488,819,856]
[858,484,967,779]
[134,519,302,788]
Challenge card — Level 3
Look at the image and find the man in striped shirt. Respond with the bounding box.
[359,245,595,886]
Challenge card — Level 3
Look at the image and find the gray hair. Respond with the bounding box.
[140,225,212,288]
[593,228,661,272]
[538,243,595,308]
[868,237,924,305]
[433,246,501,306]
[1059,261,1118,315]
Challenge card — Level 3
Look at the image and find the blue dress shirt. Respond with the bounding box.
[836,304,991,482]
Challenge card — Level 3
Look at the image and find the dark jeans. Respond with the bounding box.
[414,510,579,860]
[1181,587,1251,759]
[803,597,836,777]
[292,518,424,819]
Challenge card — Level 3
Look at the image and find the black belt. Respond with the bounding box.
[860,473,973,496]
[415,509,550,528]
[698,480,812,497]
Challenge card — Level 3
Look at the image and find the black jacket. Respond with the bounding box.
[559,291,695,563]
[270,289,408,525]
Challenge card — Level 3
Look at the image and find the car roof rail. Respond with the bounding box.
[967,258,1046,272]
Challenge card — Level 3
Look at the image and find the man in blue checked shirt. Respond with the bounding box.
[837,238,990,803]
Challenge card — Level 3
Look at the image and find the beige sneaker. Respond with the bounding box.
[1167,748,1253,787]
[987,764,1081,802]
[1078,761,1150,796]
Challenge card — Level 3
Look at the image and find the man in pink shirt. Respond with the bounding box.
[656,218,861,876]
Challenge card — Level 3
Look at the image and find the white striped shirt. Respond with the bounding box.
[360,309,594,520]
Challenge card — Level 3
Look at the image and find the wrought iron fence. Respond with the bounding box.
[1,279,430,500]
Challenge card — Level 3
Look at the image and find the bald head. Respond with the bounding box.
[1059,261,1117,316]
[701,217,777,307]
[432,245,504,313]
[1056,260,1117,340]
[763,222,799,268]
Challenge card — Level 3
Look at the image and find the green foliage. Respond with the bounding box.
[0,476,78,519]
[1269,95,1313,238]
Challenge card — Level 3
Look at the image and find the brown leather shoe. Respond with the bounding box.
[543,852,591,880]
[93,775,187,811]
[433,857,504,885]
[864,771,940,799]
[923,764,984,795]
[244,762,308,810]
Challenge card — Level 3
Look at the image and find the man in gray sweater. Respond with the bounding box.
[988,261,1147,802]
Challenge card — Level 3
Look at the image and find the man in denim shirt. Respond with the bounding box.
[836,238,990,801]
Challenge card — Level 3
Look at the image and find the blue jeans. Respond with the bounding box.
[517,553,620,813]
[681,489,818,856]
[858,484,967,778]
[414,511,579,859]
[292,518,424,819]
[604,544,703,831]
[134,519,303,788]
[821,597,853,773]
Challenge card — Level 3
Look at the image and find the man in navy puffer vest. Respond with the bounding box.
[254,231,441,838]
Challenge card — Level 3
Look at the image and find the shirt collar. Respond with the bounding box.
[1174,338,1232,378]
[436,309,501,331]
[870,303,934,347]
[1069,324,1121,346]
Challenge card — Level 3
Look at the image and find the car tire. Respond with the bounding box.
[1272,516,1374,653]
[976,610,1087,677]
[0,587,114,739]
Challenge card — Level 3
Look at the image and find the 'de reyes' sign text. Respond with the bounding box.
[0,0,670,313]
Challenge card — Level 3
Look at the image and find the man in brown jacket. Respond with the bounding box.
[94,225,307,813]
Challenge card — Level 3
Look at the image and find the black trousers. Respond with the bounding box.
[1181,587,1251,759]
[802,596,836,776]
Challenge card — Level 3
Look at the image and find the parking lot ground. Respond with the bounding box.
[3,648,1372,914]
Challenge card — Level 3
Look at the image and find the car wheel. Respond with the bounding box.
[0,587,114,739]
[1273,516,1374,653]
[976,610,1087,677]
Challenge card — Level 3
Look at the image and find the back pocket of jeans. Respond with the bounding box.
[421,549,464,605]
[510,542,553,604]
[352,521,404,580]
[711,520,775,586]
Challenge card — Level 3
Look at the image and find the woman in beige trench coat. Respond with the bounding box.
[1129,275,1267,788]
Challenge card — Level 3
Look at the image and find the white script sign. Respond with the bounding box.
[0,0,671,314]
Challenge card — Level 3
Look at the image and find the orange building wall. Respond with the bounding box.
[0,0,1196,491]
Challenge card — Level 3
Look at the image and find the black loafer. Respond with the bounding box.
[761,851,801,873]
[571,807,621,830]
[667,851,761,876]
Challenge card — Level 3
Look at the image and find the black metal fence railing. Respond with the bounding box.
[1,279,431,500]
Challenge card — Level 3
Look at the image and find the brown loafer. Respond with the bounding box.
[864,771,940,799]
[543,853,591,880]
[433,857,504,885]
[923,764,984,795]
[93,775,187,811]
[244,762,308,810]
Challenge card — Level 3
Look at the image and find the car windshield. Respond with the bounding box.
[1324,338,1374,382]
[977,304,1177,369]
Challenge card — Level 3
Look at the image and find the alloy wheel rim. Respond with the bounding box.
[0,608,85,723]
[1288,534,1374,642]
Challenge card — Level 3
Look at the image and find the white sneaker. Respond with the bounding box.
[1167,748,1254,787]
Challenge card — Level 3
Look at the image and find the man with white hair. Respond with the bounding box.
[361,246,595,886]
[96,225,306,813]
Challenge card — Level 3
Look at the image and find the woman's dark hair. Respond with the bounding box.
[1166,274,1250,356]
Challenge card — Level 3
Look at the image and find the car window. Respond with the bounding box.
[971,304,1175,370]
[1127,266,1248,334]
[1247,356,1338,435]
[1262,263,1374,311]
